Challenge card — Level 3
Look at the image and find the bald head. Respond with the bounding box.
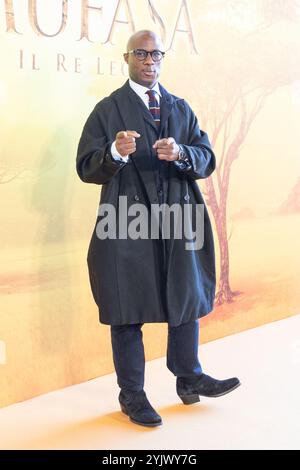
[124,30,165,88]
[126,30,165,52]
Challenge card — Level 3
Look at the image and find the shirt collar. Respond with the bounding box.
[129,78,161,99]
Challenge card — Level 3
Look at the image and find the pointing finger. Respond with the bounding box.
[127,130,141,138]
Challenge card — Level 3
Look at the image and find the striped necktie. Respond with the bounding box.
[146,89,160,128]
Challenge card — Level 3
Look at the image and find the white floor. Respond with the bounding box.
[0,315,299,450]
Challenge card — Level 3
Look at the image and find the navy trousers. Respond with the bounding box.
[110,319,203,393]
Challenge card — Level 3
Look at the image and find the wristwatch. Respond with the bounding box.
[177,145,191,164]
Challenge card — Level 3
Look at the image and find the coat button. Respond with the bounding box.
[184,194,190,201]
[134,194,140,201]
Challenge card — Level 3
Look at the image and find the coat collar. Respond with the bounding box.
[113,79,180,136]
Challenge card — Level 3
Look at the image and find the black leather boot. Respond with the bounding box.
[119,390,162,427]
[177,373,241,404]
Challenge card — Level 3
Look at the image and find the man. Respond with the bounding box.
[76,30,240,428]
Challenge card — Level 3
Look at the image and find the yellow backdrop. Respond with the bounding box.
[1,0,300,408]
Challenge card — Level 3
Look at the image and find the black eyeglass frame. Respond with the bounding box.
[127,49,165,62]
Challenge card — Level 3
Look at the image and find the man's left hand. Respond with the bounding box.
[153,138,179,161]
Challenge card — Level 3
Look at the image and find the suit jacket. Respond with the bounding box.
[76,79,216,327]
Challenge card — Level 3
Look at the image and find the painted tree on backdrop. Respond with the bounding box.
[188,0,300,305]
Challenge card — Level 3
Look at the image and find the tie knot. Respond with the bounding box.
[146,89,157,100]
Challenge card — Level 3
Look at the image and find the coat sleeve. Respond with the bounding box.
[174,102,216,180]
[76,103,126,185]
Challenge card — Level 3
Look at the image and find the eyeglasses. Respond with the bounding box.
[127,49,165,62]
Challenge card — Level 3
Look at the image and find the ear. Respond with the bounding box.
[123,52,129,64]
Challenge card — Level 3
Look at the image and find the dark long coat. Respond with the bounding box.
[76,79,216,327]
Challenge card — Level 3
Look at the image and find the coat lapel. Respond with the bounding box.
[129,81,174,138]
[158,82,174,137]
[132,91,158,134]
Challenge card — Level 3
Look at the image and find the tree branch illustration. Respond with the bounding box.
[189,8,300,305]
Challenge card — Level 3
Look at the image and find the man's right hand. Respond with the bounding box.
[115,131,141,157]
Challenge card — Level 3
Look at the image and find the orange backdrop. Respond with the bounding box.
[0,0,300,408]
